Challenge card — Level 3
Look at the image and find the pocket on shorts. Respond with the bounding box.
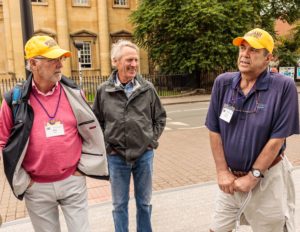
[25,182,36,194]
[284,216,295,232]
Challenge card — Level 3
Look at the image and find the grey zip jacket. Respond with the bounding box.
[92,71,166,162]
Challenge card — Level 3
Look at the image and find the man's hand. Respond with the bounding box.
[27,179,34,189]
[73,170,83,176]
[233,172,260,192]
[217,170,237,195]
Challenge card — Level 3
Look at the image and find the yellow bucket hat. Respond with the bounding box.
[232,28,274,53]
[25,35,71,59]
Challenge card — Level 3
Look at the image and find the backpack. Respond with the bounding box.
[4,82,25,121]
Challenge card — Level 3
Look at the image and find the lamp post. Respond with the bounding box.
[20,0,34,78]
[73,41,84,87]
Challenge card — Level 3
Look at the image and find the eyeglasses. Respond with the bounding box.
[230,90,260,114]
[34,56,66,63]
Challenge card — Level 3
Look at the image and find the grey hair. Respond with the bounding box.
[111,40,139,67]
[263,48,271,57]
[26,59,32,72]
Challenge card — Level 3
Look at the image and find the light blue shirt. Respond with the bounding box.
[115,74,139,98]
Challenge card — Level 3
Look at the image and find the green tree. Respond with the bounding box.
[130,0,300,74]
[276,23,300,66]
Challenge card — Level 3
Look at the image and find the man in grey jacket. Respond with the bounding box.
[93,40,166,232]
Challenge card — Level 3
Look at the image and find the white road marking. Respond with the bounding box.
[169,122,190,126]
[167,110,181,113]
[183,108,207,112]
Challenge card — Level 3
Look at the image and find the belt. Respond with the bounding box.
[230,153,284,178]
[268,153,284,169]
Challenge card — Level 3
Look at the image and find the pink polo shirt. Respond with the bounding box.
[0,83,82,183]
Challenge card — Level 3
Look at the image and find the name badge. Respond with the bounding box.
[219,104,234,123]
[45,120,65,138]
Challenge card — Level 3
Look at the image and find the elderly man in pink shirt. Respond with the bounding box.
[0,35,108,232]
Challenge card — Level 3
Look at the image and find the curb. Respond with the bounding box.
[162,99,210,106]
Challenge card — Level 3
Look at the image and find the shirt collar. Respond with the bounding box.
[231,69,270,91]
[32,81,59,96]
[114,73,136,88]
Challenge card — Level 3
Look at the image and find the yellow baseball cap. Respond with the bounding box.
[25,35,71,59]
[232,28,274,53]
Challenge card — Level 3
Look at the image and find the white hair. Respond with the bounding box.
[111,40,139,68]
[26,59,32,72]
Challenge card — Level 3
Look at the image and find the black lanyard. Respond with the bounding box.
[230,89,259,114]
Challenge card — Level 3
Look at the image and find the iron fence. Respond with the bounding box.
[0,72,221,104]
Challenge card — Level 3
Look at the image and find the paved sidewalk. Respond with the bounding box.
[1,167,300,231]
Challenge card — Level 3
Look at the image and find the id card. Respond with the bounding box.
[45,120,65,137]
[219,104,234,123]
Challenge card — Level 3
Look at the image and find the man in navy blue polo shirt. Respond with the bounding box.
[206,28,299,231]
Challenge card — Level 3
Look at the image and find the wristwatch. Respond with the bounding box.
[251,168,264,178]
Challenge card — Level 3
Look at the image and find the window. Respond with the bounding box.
[79,42,92,69]
[110,30,133,44]
[70,30,96,74]
[31,0,47,2]
[113,0,129,7]
[73,0,89,6]
[31,0,48,5]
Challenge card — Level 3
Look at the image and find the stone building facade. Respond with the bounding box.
[0,0,149,80]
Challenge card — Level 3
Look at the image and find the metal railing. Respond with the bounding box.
[0,72,220,104]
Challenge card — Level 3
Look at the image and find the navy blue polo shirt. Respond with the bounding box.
[205,70,299,172]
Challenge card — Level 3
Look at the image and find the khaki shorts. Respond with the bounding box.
[210,156,295,232]
[25,175,89,232]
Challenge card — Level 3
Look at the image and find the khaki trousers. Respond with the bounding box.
[211,156,295,232]
[25,175,90,232]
